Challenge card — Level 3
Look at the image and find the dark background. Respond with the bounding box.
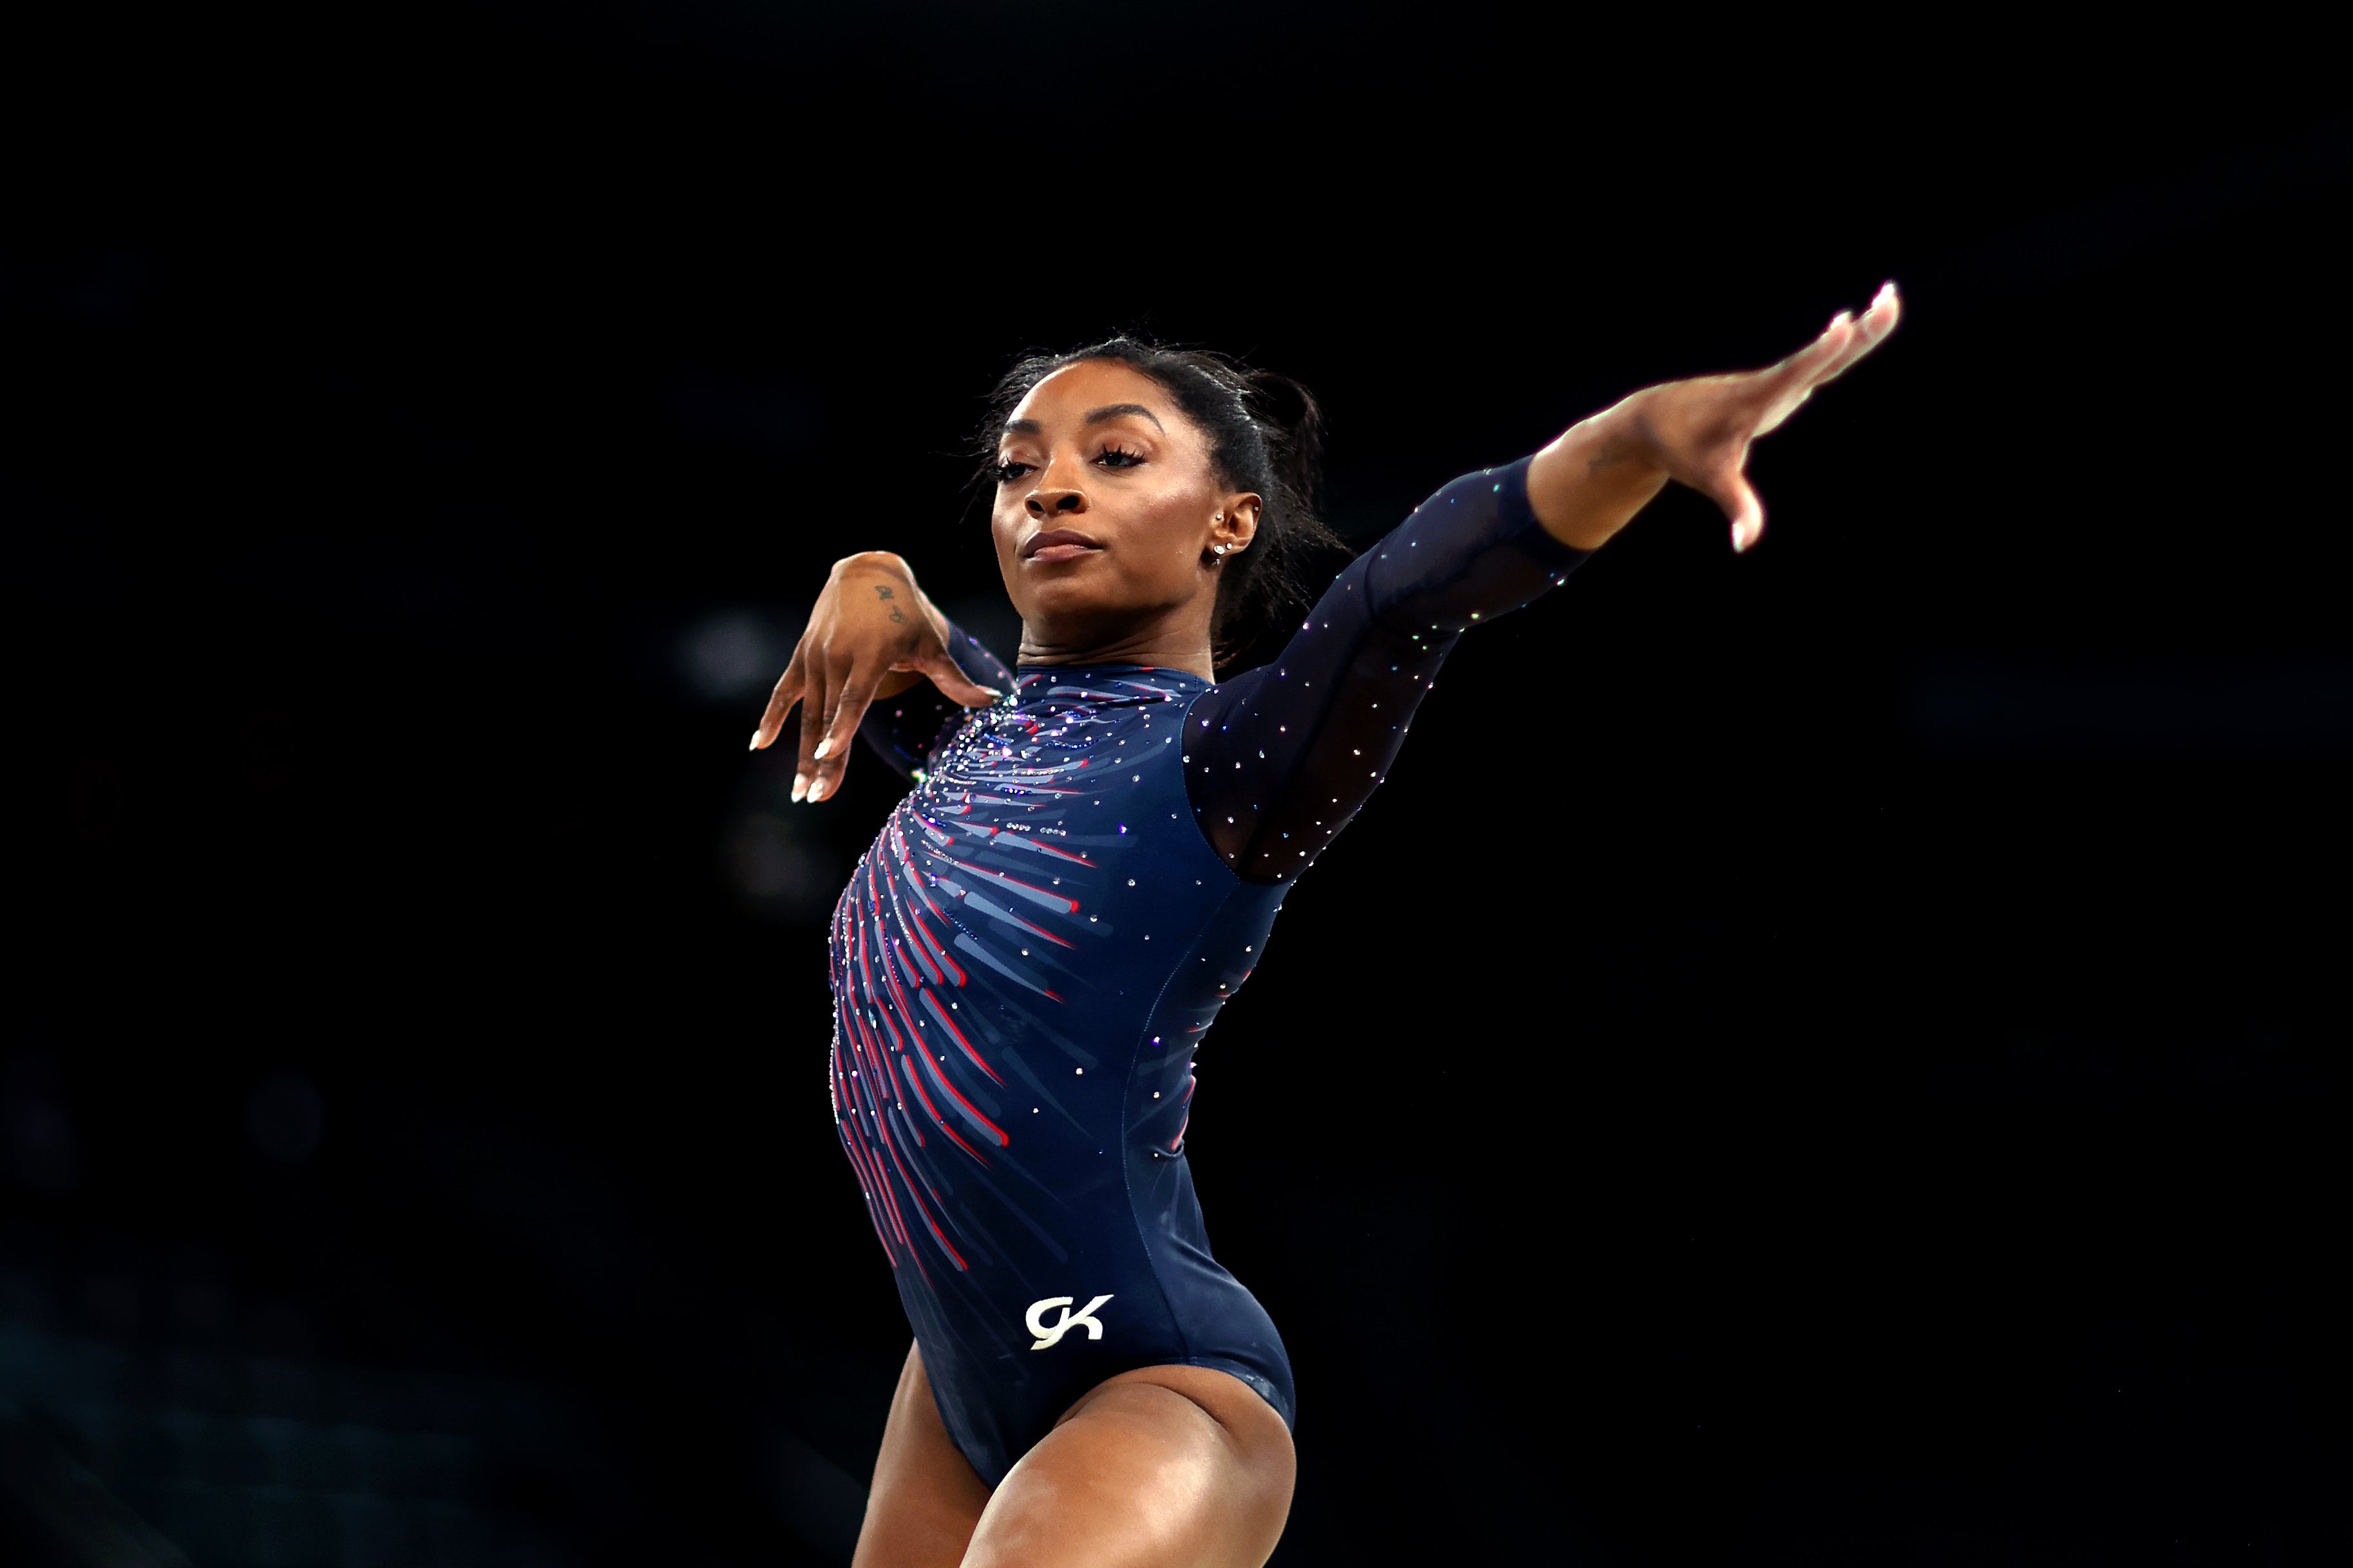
[6,5,2348,1564]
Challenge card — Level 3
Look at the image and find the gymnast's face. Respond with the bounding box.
[991,360,1259,665]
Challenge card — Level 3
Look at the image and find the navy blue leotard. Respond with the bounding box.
[828,456,1587,1484]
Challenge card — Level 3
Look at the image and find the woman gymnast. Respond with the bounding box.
[750,285,1900,1567]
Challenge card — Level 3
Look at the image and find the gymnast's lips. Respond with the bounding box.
[1020,528,1103,563]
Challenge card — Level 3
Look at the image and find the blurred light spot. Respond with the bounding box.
[248,1071,325,1163]
[680,609,797,704]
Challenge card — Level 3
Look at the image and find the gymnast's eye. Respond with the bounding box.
[994,458,1034,484]
[1095,444,1143,469]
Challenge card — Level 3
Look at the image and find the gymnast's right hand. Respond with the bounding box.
[748,551,1000,804]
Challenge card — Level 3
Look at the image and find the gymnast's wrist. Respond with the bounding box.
[833,549,913,582]
[1528,400,1672,551]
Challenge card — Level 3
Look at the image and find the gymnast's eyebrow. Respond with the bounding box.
[1082,402,1164,430]
[1000,403,1167,440]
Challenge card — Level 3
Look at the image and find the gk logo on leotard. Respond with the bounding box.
[1025,1294,1112,1350]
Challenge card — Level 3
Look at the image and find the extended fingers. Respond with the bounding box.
[1651,283,1901,556]
[1765,310,1860,397]
[805,665,885,804]
[750,658,805,751]
[1759,281,1901,398]
[791,656,831,802]
[1742,283,1902,441]
[1807,281,1901,388]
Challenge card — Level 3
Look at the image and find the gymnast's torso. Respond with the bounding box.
[827,457,1586,1484]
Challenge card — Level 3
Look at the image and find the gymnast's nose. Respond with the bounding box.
[1025,484,1087,518]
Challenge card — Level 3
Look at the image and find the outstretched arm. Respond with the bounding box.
[1530,281,1901,553]
[1186,284,1901,880]
[748,551,1004,803]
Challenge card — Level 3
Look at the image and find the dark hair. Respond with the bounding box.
[977,336,1344,675]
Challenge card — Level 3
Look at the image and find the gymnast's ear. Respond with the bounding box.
[1208,495,1262,558]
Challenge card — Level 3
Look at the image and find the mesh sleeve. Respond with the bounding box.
[855,625,1015,782]
[1183,457,1588,881]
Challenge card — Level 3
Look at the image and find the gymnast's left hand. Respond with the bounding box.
[1532,281,1901,553]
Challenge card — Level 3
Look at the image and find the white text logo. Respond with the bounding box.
[1024,1294,1112,1350]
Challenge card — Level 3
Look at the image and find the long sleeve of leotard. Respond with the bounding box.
[855,625,1016,781]
[1185,455,1589,881]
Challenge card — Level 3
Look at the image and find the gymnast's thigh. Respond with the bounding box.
[853,1341,993,1568]
[958,1363,1297,1568]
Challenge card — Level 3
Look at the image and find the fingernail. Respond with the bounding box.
[807,779,828,803]
[748,732,763,751]
[813,739,832,761]
[791,774,808,802]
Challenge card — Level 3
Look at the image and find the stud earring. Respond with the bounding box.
[1212,545,1229,556]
